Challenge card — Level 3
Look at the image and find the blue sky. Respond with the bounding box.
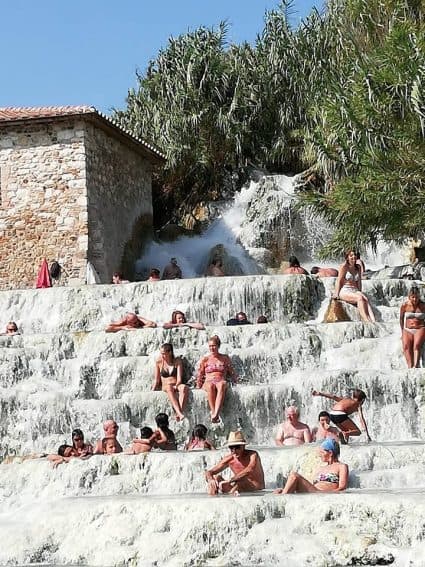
[1,1,323,114]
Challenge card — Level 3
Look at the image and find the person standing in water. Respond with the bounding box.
[400,285,425,368]
[312,388,371,443]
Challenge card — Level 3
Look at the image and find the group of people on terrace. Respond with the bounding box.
[46,383,365,495]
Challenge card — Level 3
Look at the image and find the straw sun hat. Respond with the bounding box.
[226,431,247,447]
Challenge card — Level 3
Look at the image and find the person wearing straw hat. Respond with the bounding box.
[205,431,265,495]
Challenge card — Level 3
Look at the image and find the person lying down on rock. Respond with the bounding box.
[105,312,157,332]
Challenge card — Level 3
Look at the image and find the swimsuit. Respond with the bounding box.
[198,357,230,387]
[160,364,178,378]
[329,410,349,424]
[404,312,425,335]
[314,471,339,484]
[340,269,360,294]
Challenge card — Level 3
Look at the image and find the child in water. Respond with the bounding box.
[150,413,177,450]
[101,437,121,454]
[126,427,154,454]
[185,424,215,451]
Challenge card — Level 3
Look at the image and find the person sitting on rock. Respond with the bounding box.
[205,431,265,495]
[126,427,154,454]
[206,259,225,277]
[282,256,308,275]
[311,266,339,277]
[274,438,348,494]
[333,249,375,322]
[1,322,20,336]
[112,272,129,284]
[94,420,123,454]
[150,413,177,450]
[147,268,161,282]
[163,310,205,330]
[226,312,252,326]
[312,388,371,443]
[311,411,340,442]
[275,405,312,446]
[105,312,157,332]
[152,342,189,421]
[185,424,215,451]
[162,258,182,280]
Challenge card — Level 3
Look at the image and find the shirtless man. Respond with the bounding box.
[94,420,123,454]
[312,411,340,442]
[105,312,156,332]
[312,388,371,443]
[275,406,312,446]
[205,431,265,495]
[1,322,20,336]
[162,258,182,280]
[310,267,339,277]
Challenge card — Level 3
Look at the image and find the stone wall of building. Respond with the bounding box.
[0,120,89,290]
[84,124,153,282]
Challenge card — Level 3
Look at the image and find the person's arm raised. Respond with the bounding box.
[312,390,342,402]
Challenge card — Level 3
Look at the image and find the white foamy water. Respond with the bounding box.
[0,274,424,565]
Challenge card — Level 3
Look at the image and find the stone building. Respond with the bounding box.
[0,106,164,290]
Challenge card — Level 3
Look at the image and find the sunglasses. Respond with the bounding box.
[230,444,244,450]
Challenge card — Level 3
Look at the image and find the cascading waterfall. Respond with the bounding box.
[0,273,424,565]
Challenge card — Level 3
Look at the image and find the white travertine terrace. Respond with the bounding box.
[0,275,424,565]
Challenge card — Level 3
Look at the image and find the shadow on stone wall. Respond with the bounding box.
[120,214,153,280]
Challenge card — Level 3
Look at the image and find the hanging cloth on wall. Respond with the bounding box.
[35,258,52,288]
[86,262,101,284]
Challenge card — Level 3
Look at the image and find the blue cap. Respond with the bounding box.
[321,438,339,454]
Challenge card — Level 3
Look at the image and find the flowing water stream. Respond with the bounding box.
[0,172,423,566]
[0,272,424,565]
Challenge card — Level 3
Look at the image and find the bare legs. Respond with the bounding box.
[339,291,375,322]
[163,384,189,420]
[402,328,425,368]
[203,381,228,422]
[274,471,318,494]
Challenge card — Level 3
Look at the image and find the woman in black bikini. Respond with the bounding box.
[274,438,348,494]
[152,343,189,421]
[400,286,425,368]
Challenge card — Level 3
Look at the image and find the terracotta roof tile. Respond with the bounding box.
[0,105,165,162]
[0,105,95,121]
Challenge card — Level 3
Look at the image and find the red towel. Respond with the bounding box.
[36,258,52,288]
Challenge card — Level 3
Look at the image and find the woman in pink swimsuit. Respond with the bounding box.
[400,286,425,368]
[196,335,238,423]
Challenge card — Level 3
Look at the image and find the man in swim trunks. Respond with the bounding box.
[205,431,265,495]
[105,312,157,332]
[275,405,312,446]
[312,388,371,443]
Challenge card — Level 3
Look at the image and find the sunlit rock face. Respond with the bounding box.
[0,275,424,566]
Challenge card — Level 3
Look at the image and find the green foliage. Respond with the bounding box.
[114,0,425,252]
[302,0,425,256]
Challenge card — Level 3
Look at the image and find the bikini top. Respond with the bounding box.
[344,270,359,282]
[160,363,178,378]
[404,311,425,320]
[314,471,339,484]
[205,360,227,374]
